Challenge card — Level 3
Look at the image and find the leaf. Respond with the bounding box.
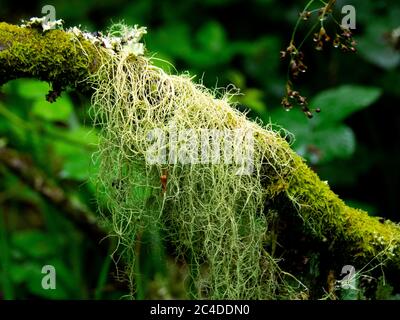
[11,231,58,259]
[181,21,232,67]
[24,261,71,299]
[31,95,73,122]
[271,109,356,164]
[272,85,380,164]
[0,102,27,143]
[9,258,80,299]
[64,127,99,146]
[9,263,33,284]
[60,152,92,181]
[270,107,312,146]
[16,79,50,100]
[196,21,226,54]
[311,125,356,164]
[148,23,192,60]
[226,70,246,89]
[357,19,400,70]
[239,89,267,116]
[52,127,98,181]
[311,85,382,125]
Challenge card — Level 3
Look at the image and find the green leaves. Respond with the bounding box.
[272,85,382,164]
[22,78,73,123]
[311,85,382,124]
[196,21,226,54]
[7,230,82,299]
[0,78,102,299]
[12,230,58,259]
[237,88,267,117]
[1,79,98,182]
[357,18,400,70]
[309,125,355,163]
[15,79,50,100]
[32,96,73,122]
[52,127,98,180]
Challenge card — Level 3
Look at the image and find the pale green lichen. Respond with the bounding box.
[86,23,400,299]
[68,23,147,57]
[89,27,306,298]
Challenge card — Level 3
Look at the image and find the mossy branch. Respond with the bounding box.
[287,156,400,268]
[1,21,400,297]
[0,22,101,92]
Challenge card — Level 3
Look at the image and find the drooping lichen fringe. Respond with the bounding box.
[88,27,307,298]
[86,22,400,299]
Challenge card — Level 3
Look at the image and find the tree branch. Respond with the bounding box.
[0,21,399,284]
[0,146,106,241]
[0,21,100,91]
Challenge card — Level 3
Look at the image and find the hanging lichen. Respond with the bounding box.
[85,23,310,299]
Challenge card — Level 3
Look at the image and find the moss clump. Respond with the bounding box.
[287,155,400,266]
[0,22,101,91]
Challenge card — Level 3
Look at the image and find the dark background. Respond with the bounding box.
[0,0,399,299]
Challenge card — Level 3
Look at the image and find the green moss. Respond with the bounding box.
[0,22,102,91]
[286,155,400,266]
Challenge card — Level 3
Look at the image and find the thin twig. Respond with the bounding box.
[0,146,106,240]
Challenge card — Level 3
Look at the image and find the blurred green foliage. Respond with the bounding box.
[0,0,399,299]
[272,85,382,165]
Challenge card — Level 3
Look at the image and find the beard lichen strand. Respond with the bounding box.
[89,44,304,299]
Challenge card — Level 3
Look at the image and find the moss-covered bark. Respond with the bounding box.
[1,21,399,293]
[287,155,400,267]
[0,22,101,91]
